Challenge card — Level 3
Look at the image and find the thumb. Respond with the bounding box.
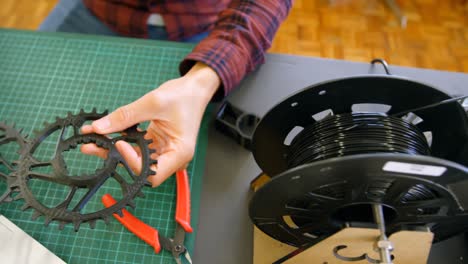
[92,93,158,134]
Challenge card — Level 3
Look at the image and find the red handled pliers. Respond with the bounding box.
[102,169,193,264]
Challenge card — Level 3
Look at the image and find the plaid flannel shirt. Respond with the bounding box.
[84,0,292,98]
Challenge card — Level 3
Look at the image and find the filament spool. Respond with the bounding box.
[286,113,431,168]
[249,75,468,247]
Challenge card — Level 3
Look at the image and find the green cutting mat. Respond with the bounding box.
[0,29,210,264]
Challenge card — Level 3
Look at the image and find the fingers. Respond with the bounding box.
[148,151,179,187]
[115,141,143,175]
[80,144,109,159]
[80,140,173,187]
[80,125,94,134]
[107,141,188,188]
[148,145,194,187]
[91,92,159,134]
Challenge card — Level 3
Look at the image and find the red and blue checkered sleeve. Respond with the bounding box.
[179,0,293,100]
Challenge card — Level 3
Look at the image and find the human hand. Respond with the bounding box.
[81,62,220,187]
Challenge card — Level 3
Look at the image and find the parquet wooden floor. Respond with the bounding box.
[270,0,468,72]
[1,0,467,72]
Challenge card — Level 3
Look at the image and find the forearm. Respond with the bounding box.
[180,0,293,99]
[183,62,221,106]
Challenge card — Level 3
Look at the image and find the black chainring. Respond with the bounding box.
[0,122,26,203]
[10,109,157,231]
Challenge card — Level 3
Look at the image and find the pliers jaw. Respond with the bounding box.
[102,169,193,264]
[159,228,192,264]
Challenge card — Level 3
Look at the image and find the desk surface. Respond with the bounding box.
[196,54,468,263]
[0,29,466,264]
[0,29,209,264]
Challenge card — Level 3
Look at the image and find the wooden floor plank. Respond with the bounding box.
[0,0,466,72]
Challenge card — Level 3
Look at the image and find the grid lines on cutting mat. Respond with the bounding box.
[0,29,208,264]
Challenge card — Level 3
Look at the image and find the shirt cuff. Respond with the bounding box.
[179,35,249,101]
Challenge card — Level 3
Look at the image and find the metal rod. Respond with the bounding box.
[372,204,393,264]
[372,204,386,238]
[371,59,391,75]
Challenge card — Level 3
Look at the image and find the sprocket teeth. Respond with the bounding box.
[115,210,124,218]
[148,170,156,176]
[21,204,32,211]
[44,217,52,227]
[73,221,82,232]
[89,220,96,229]
[3,109,151,231]
[32,210,42,220]
[150,160,158,165]
[102,109,109,115]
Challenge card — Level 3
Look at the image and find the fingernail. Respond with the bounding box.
[93,117,110,131]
